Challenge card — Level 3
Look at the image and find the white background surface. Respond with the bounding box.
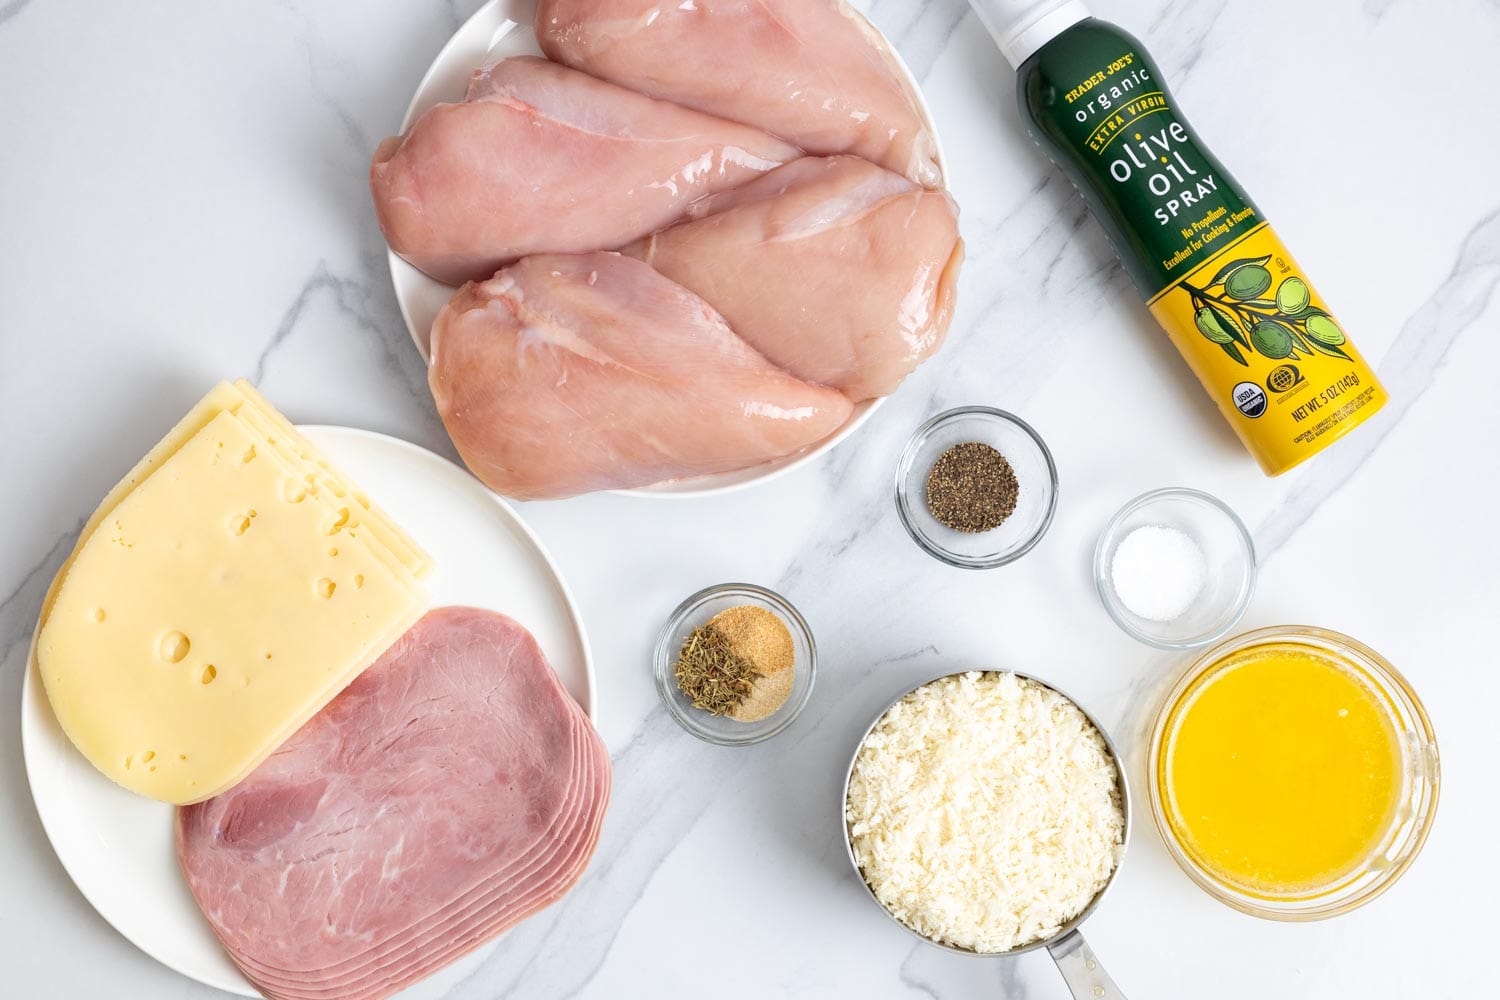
[1,1,1496,998]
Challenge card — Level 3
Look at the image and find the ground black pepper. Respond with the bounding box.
[925,442,1019,533]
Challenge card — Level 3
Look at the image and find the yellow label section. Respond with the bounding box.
[1148,225,1388,475]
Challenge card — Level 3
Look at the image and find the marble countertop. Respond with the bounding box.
[2,1,1496,997]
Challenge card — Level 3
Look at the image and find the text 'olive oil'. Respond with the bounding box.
[972,0,1387,475]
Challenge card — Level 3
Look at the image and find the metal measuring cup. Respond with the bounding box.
[841,670,1131,999]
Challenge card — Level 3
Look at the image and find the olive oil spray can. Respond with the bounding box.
[972,0,1387,475]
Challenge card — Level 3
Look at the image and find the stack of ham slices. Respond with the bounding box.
[371,0,965,499]
[177,608,609,1000]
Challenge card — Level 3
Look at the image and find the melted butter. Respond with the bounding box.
[1160,643,1404,896]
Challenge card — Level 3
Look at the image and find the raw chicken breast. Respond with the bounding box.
[429,253,854,499]
[624,156,962,400]
[371,56,799,285]
[536,0,941,187]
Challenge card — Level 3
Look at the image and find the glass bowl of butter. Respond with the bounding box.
[1147,625,1440,920]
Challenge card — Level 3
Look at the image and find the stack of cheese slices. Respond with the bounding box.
[36,380,432,805]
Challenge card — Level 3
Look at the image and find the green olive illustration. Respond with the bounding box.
[1225,265,1273,300]
[1194,306,1235,344]
[1304,313,1346,346]
[1250,320,1295,359]
[1275,276,1311,315]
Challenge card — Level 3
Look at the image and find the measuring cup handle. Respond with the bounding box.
[1045,929,1128,1000]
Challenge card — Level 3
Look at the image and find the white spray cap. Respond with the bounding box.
[968,0,1091,68]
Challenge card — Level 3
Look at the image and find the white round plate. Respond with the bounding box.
[386,0,949,498]
[21,426,596,997]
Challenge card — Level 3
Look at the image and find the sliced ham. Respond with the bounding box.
[536,0,941,187]
[238,732,607,999]
[230,717,606,997]
[623,156,963,401]
[428,252,854,499]
[177,607,609,1000]
[225,715,594,986]
[370,56,798,285]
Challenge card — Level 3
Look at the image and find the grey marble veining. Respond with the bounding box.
[1254,208,1500,559]
[866,0,973,81]
[0,0,31,26]
[1,2,1497,998]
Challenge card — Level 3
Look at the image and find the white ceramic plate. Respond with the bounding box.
[21,426,596,997]
[386,0,947,498]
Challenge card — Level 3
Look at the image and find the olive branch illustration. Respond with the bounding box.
[1180,254,1350,367]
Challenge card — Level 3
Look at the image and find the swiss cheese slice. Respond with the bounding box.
[37,380,429,627]
[37,390,431,804]
[64,382,248,564]
[230,393,431,580]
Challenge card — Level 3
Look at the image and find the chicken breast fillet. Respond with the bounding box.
[624,156,962,400]
[536,0,942,188]
[429,253,854,499]
[371,57,799,286]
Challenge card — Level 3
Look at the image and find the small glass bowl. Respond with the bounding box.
[1148,626,1440,920]
[894,407,1058,569]
[1094,488,1256,649]
[653,583,816,746]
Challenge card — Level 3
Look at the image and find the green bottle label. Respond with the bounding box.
[1018,20,1263,299]
[1015,18,1388,477]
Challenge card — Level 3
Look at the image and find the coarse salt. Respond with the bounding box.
[1110,524,1206,622]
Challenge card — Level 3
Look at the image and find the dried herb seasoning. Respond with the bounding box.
[674,605,798,721]
[925,442,1019,533]
[674,624,760,716]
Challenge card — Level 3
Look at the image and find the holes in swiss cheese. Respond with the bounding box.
[159,631,191,663]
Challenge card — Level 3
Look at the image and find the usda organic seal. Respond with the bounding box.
[1232,381,1268,418]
